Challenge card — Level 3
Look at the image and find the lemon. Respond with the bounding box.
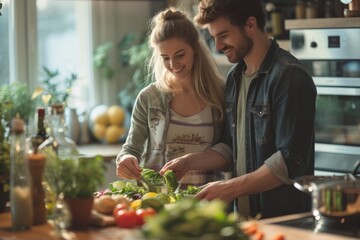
[105,125,125,143]
[130,199,142,210]
[142,192,158,200]
[90,105,109,125]
[107,105,125,125]
[169,196,176,203]
[92,123,107,140]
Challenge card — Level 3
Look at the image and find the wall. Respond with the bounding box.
[91,1,167,107]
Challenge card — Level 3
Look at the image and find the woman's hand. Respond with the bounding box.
[159,155,189,181]
[116,154,141,180]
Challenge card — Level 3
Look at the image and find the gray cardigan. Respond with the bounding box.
[117,83,232,170]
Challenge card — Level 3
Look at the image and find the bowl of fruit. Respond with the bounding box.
[89,105,128,144]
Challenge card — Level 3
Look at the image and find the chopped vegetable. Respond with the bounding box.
[141,168,165,186]
[272,233,285,240]
[140,168,179,194]
[142,198,248,239]
[108,180,146,200]
[243,223,258,235]
[163,170,179,193]
[255,231,264,240]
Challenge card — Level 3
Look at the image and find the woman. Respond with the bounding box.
[116,8,231,188]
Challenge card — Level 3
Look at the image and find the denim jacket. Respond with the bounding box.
[224,40,317,218]
[118,83,232,172]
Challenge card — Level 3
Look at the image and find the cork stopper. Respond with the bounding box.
[37,107,45,118]
[51,104,64,115]
[11,115,25,134]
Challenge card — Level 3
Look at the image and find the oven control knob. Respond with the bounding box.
[310,41,318,48]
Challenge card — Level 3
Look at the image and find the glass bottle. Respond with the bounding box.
[31,107,49,153]
[39,104,78,158]
[295,0,306,19]
[10,116,33,231]
[306,0,318,19]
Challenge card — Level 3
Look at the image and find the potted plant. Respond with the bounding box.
[42,148,105,229]
[32,66,81,142]
[93,33,152,113]
[32,66,78,107]
[0,82,36,212]
[0,82,36,123]
[117,36,152,113]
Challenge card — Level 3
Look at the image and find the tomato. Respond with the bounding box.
[115,209,139,228]
[112,203,129,218]
[135,207,156,225]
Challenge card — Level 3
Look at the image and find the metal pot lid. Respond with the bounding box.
[294,160,360,192]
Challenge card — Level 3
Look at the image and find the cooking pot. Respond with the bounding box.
[294,160,360,225]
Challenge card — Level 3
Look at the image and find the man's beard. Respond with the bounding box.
[224,31,253,63]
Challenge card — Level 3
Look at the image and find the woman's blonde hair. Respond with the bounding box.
[148,7,225,120]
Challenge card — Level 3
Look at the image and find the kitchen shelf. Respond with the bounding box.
[78,143,121,161]
[285,17,360,30]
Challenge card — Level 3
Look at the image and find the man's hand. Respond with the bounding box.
[195,180,237,203]
[116,154,141,180]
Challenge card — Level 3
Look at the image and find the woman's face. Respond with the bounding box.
[158,37,194,82]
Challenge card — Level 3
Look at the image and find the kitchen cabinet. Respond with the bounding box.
[285,17,360,29]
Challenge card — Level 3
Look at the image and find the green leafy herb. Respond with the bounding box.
[163,170,179,193]
[0,82,36,122]
[141,168,165,186]
[42,148,105,198]
[142,198,248,240]
[108,180,146,200]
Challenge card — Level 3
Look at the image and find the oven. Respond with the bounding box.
[290,28,360,176]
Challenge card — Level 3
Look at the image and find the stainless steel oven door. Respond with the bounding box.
[315,86,360,175]
[301,60,360,87]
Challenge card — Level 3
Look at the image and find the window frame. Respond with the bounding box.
[9,0,37,90]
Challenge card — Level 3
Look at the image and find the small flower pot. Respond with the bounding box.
[64,197,94,230]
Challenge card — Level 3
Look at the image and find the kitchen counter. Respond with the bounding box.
[77,143,122,162]
[0,212,356,240]
[285,17,360,29]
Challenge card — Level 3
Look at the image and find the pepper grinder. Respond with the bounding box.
[27,152,47,225]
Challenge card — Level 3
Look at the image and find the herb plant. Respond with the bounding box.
[0,102,10,193]
[0,82,36,123]
[42,148,105,199]
[32,66,78,107]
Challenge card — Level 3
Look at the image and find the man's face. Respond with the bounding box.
[207,16,253,63]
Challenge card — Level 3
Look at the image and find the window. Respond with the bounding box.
[1,0,93,112]
[2,0,158,115]
[0,0,10,86]
[37,0,93,112]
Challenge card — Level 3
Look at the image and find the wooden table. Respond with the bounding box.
[0,211,356,240]
[0,212,141,240]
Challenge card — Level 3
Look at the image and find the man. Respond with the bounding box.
[160,0,317,219]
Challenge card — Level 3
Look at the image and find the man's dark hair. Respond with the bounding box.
[194,0,266,31]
